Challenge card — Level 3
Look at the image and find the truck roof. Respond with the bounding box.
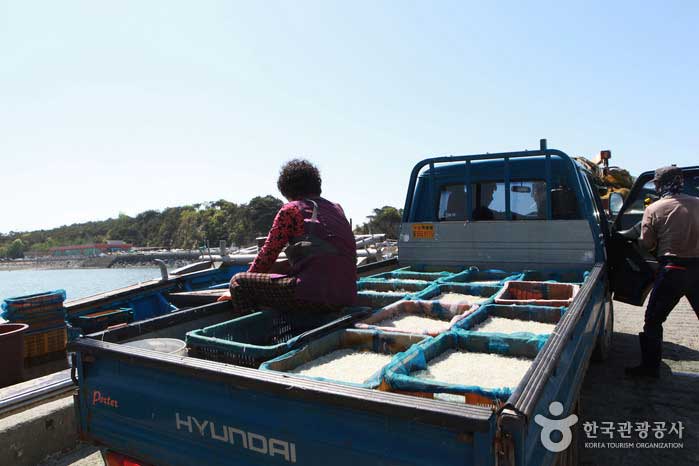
[417,155,573,181]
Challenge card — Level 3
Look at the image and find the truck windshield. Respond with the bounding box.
[438,180,548,221]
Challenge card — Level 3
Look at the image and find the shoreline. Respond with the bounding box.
[0,251,204,272]
[0,259,196,272]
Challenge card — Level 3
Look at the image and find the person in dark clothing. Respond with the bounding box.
[625,166,699,378]
[219,159,357,313]
[472,183,497,220]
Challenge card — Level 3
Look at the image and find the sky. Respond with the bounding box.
[1,1,697,234]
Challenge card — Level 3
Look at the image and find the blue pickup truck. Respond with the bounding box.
[70,141,655,466]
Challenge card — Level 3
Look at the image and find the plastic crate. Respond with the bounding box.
[381,331,547,406]
[357,279,432,293]
[361,266,460,280]
[367,271,453,282]
[22,317,68,334]
[356,280,432,309]
[260,329,426,388]
[413,282,502,306]
[356,291,406,309]
[361,266,412,280]
[186,308,370,368]
[2,302,64,317]
[24,326,68,359]
[519,270,589,284]
[454,304,564,335]
[443,268,521,285]
[355,299,478,336]
[73,308,134,333]
[493,281,579,307]
[2,290,66,312]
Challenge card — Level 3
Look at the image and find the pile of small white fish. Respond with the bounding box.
[290,349,393,384]
[379,289,411,295]
[413,350,532,389]
[373,314,448,333]
[471,317,556,334]
[362,288,410,295]
[436,293,483,304]
[386,278,427,283]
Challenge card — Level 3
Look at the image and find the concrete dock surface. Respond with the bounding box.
[580,298,698,466]
[39,444,102,466]
[35,299,699,466]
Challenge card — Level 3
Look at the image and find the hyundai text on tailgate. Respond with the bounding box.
[71,141,626,466]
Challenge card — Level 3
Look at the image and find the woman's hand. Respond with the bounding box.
[217,291,232,302]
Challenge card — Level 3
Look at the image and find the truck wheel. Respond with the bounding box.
[591,299,613,362]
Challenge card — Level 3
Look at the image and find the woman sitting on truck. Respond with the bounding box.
[222,159,357,313]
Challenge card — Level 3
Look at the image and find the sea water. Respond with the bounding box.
[0,268,163,306]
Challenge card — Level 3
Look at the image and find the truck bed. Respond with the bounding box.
[71,263,606,466]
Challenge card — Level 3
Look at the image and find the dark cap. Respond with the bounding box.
[651,165,682,184]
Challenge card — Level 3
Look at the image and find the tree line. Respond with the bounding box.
[353,206,402,239]
[0,199,403,259]
[0,196,283,258]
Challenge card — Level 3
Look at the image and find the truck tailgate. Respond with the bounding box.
[73,340,494,466]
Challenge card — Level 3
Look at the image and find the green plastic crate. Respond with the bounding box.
[186,307,370,368]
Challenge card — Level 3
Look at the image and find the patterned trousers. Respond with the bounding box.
[229,272,344,314]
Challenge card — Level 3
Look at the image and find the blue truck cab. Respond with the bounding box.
[70,142,621,466]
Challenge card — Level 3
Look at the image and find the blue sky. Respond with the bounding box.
[1,1,697,234]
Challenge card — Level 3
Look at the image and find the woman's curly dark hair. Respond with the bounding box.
[277,159,322,200]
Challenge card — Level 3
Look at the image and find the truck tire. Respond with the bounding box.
[591,299,614,362]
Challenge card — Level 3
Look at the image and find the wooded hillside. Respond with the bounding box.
[1,198,403,258]
[0,196,283,257]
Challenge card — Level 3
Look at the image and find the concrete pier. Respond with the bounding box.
[0,395,77,465]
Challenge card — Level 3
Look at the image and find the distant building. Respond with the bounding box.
[49,242,133,257]
[106,240,127,246]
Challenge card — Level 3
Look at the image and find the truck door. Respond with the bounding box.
[608,167,699,305]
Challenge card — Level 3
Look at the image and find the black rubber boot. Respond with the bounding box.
[625,332,660,378]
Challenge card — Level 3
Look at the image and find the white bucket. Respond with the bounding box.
[123,338,187,356]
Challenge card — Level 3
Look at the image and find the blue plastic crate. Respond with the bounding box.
[260,329,427,388]
[73,308,134,334]
[453,303,565,336]
[382,330,547,404]
[354,298,478,336]
[413,282,503,306]
[442,268,522,285]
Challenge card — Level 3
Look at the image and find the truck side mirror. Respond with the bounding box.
[609,192,624,218]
